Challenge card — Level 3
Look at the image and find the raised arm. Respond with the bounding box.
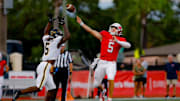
[44,13,53,35]
[113,36,131,48]
[57,23,71,48]
[44,14,53,35]
[44,22,52,35]
[62,24,71,42]
[76,16,102,41]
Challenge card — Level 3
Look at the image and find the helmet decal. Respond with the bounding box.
[50,29,62,38]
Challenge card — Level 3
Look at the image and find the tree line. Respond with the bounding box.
[7,0,180,62]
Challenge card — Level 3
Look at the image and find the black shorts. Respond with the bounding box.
[135,78,144,82]
[142,77,147,85]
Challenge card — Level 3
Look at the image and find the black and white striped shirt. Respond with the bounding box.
[54,50,73,68]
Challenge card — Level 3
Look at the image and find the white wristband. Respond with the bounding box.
[80,22,84,26]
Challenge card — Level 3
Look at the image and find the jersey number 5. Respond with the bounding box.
[107,41,114,53]
[45,42,50,55]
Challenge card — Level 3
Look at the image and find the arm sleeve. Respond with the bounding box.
[115,39,131,48]
[42,35,49,41]
[115,37,131,48]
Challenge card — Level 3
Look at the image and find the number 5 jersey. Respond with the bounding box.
[100,30,127,61]
[42,35,63,61]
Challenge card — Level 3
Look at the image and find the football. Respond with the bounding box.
[66,4,76,13]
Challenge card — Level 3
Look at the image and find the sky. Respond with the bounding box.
[98,0,114,9]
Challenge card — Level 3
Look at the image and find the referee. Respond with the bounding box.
[52,43,73,101]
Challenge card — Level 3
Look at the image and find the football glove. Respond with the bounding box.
[48,13,53,23]
[58,16,65,25]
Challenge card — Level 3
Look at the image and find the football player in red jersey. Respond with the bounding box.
[76,16,131,101]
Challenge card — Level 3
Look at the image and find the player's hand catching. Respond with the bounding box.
[58,16,65,25]
[48,13,53,23]
[76,16,82,24]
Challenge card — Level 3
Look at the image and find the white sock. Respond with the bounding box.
[108,98,112,101]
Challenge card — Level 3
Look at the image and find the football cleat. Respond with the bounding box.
[12,91,21,101]
[99,89,106,101]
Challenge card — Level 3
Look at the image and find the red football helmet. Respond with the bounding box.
[108,23,123,36]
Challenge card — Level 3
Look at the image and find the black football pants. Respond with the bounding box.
[53,68,69,101]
